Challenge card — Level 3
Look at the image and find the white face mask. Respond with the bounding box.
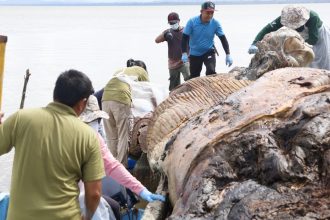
[170,23,180,30]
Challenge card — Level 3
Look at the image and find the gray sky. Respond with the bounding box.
[0,0,155,2]
[0,0,327,3]
[0,0,156,2]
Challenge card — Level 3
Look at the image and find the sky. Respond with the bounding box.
[0,0,284,4]
[4,0,170,1]
[0,0,154,2]
[0,0,161,5]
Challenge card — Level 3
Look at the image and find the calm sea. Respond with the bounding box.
[0,3,329,191]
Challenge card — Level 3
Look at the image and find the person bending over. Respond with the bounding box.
[248,5,330,70]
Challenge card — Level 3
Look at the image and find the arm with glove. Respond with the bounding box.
[155,29,173,43]
[248,16,282,54]
[139,188,165,202]
[181,33,190,63]
[163,30,173,41]
[248,44,259,54]
[98,134,165,202]
[218,35,233,67]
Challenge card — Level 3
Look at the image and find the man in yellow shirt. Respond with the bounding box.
[102,59,149,167]
[0,70,105,220]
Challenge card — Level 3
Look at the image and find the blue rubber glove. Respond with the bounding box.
[248,44,258,54]
[139,188,165,202]
[0,192,10,220]
[181,52,188,63]
[225,54,233,67]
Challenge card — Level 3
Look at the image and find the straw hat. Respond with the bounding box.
[280,5,310,29]
[80,95,109,123]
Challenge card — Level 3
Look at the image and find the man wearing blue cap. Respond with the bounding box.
[181,1,233,79]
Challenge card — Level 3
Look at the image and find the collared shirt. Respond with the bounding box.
[102,66,149,105]
[0,102,105,220]
[184,15,224,56]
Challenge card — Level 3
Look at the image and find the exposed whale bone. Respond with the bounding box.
[145,75,250,171]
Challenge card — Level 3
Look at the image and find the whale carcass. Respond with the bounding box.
[135,27,329,219]
[145,67,330,219]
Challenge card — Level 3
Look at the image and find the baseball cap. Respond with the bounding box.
[168,12,180,23]
[79,95,109,123]
[201,1,216,12]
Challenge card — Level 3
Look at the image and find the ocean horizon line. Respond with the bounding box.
[0,1,330,6]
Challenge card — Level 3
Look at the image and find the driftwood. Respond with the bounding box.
[19,69,31,109]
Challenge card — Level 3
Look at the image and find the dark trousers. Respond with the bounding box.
[103,195,121,220]
[189,49,216,79]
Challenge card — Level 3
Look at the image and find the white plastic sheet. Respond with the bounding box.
[79,192,116,220]
[116,74,169,118]
[309,24,330,70]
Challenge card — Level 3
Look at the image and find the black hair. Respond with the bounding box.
[53,69,94,107]
[126,58,147,71]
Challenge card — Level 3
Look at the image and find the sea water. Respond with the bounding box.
[0,3,329,191]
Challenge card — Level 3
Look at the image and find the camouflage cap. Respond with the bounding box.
[79,95,109,123]
[280,5,310,29]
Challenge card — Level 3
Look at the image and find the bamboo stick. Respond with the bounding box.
[0,35,8,110]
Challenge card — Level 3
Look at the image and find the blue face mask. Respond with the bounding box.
[170,23,180,30]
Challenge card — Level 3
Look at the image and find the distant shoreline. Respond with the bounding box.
[1,1,330,6]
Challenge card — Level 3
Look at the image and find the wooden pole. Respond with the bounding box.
[20,69,31,109]
[0,35,8,111]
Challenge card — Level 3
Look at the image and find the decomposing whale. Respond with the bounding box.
[134,27,329,219]
[147,67,330,219]
[231,27,314,80]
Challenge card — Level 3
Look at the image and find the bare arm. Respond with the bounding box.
[83,180,102,220]
[155,32,166,43]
